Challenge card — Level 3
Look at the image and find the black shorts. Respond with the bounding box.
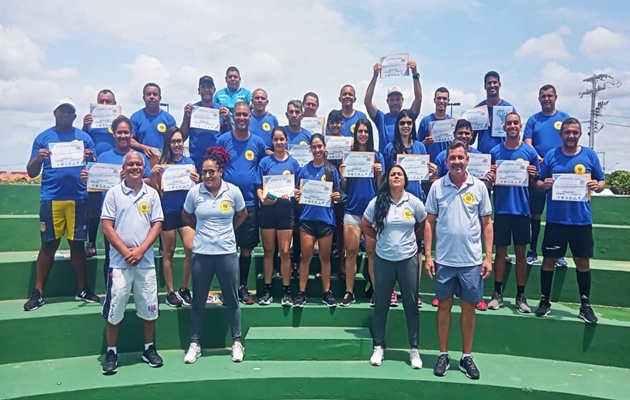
[529,186,546,216]
[300,220,335,239]
[163,212,186,231]
[493,214,531,246]
[259,200,294,230]
[87,191,104,215]
[235,206,259,249]
[542,223,594,259]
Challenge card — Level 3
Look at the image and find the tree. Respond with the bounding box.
[606,170,630,194]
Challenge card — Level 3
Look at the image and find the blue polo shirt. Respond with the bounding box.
[344,151,385,217]
[474,99,516,154]
[250,113,279,145]
[435,147,481,178]
[383,140,427,202]
[284,126,313,147]
[160,156,195,214]
[213,87,252,113]
[417,113,453,162]
[188,101,227,171]
[130,109,177,150]
[328,110,368,137]
[371,109,419,153]
[256,154,301,186]
[86,125,115,157]
[524,110,571,158]
[296,161,341,226]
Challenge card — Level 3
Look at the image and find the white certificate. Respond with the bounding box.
[263,174,295,198]
[466,153,492,179]
[48,141,85,168]
[379,53,409,79]
[429,119,457,143]
[161,164,195,192]
[87,162,121,191]
[302,117,325,135]
[289,144,313,167]
[491,106,513,137]
[495,160,529,187]
[343,152,374,178]
[397,154,429,181]
[299,179,333,207]
[551,174,590,202]
[190,106,220,131]
[90,104,121,129]
[460,106,490,131]
[325,136,353,160]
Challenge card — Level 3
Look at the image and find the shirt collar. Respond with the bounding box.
[391,191,411,206]
[199,179,229,197]
[120,180,148,196]
[444,172,474,188]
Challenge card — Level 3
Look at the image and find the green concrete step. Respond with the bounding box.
[0,299,628,368]
[246,326,372,361]
[255,273,368,299]
[1,350,628,400]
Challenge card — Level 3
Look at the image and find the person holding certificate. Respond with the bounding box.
[361,164,427,369]
[433,119,482,178]
[330,85,367,137]
[293,134,342,307]
[534,118,605,323]
[283,100,313,147]
[338,119,384,307]
[149,127,199,308]
[182,146,248,364]
[487,113,539,313]
[255,127,301,306]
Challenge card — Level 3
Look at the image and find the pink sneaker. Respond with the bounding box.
[476,299,488,311]
[417,295,423,308]
[390,292,398,307]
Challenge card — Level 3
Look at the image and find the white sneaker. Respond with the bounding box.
[370,346,384,366]
[184,342,201,364]
[232,341,245,362]
[409,348,423,369]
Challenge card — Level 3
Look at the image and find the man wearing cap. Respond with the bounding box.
[181,75,231,172]
[213,66,252,115]
[24,98,100,311]
[364,60,422,152]
[249,88,279,148]
[329,85,367,137]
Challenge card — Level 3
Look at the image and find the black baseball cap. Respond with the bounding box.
[198,75,215,86]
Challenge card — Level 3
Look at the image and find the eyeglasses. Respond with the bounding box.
[170,139,183,144]
[201,169,218,176]
[398,120,413,126]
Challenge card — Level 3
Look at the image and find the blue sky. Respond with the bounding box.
[1,0,630,172]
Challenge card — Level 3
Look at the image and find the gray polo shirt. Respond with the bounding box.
[425,173,492,267]
[101,181,164,269]
[363,192,427,262]
[183,180,245,255]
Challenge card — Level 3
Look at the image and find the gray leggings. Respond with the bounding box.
[372,254,420,348]
[190,253,241,343]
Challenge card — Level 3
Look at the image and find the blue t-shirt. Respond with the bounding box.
[250,113,279,146]
[256,154,301,186]
[490,142,540,216]
[130,109,177,150]
[370,109,419,153]
[161,156,195,214]
[344,151,385,216]
[417,113,453,162]
[523,110,570,158]
[213,87,252,113]
[474,99,516,154]
[86,126,115,157]
[284,126,313,147]
[217,133,267,207]
[296,161,341,226]
[31,127,95,201]
[327,110,368,137]
[435,147,481,178]
[383,140,427,202]
[188,101,226,171]
[538,146,604,225]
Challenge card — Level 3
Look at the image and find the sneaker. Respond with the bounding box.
[409,349,423,369]
[431,297,439,307]
[281,292,293,307]
[475,299,488,311]
[369,294,375,308]
[370,346,384,366]
[85,242,97,258]
[556,257,569,268]
[258,289,273,306]
[75,286,100,303]
[166,291,183,307]
[293,291,306,308]
[177,287,193,306]
[101,350,118,375]
[141,345,164,368]
[390,292,398,307]
[526,249,538,265]
[459,356,480,380]
[231,341,244,362]
[417,295,423,308]
[433,353,450,376]
[535,299,551,317]
[322,290,337,307]
[238,285,255,305]
[24,289,44,311]
[487,291,503,310]
[184,342,201,364]
[578,305,598,324]
[516,294,531,313]
[340,290,356,307]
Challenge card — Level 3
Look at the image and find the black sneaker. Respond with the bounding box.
[340,291,355,307]
[293,291,306,308]
[259,289,273,306]
[177,287,193,306]
[281,292,293,307]
[433,353,450,377]
[535,299,551,317]
[75,286,100,303]
[166,291,183,307]
[459,356,480,380]
[579,305,598,324]
[141,345,164,368]
[238,285,255,305]
[369,294,375,308]
[85,242,97,258]
[24,289,44,311]
[322,290,337,307]
[102,350,118,375]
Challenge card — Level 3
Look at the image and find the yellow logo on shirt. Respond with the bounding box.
[554,121,562,130]
[108,126,113,134]
[157,123,167,133]
[262,122,271,131]
[463,192,475,205]
[282,170,291,175]
[516,157,524,161]
[350,124,356,133]
[245,150,255,161]
[300,141,308,145]
[220,200,231,212]
[321,175,327,182]
[402,208,413,220]
[138,201,150,214]
[574,164,586,174]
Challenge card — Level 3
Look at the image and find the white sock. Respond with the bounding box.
[439,351,448,356]
[461,353,472,359]
[107,346,117,354]
[144,342,153,351]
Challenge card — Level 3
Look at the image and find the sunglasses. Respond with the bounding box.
[201,169,218,176]
[399,120,414,126]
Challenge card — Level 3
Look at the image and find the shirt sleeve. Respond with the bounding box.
[523,116,535,140]
[150,190,164,222]
[232,185,246,212]
[590,150,605,181]
[417,117,429,142]
[425,182,438,215]
[331,164,341,191]
[538,150,553,181]
[183,187,196,214]
[31,135,42,159]
[478,182,493,216]
[101,187,117,220]
[412,196,427,222]
[363,198,376,223]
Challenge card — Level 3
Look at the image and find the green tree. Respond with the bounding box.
[607,170,630,194]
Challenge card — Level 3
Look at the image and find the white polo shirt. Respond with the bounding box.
[425,173,492,267]
[183,180,245,255]
[101,181,164,269]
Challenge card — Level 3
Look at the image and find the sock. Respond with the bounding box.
[144,342,153,351]
[576,270,591,305]
[516,285,525,296]
[88,217,100,244]
[540,269,554,299]
[239,255,252,286]
[530,219,541,251]
[439,351,448,356]
[461,353,472,360]
[107,346,117,354]
[264,283,272,291]
[283,285,290,294]
[494,281,503,294]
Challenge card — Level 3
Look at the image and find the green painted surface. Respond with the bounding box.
[0,184,40,215]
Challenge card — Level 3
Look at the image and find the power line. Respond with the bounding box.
[579,74,622,149]
[600,114,630,120]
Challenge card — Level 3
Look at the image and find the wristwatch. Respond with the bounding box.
[412,73,420,80]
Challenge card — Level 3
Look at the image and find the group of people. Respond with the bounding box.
[24,63,605,380]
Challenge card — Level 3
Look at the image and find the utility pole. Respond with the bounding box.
[579,74,621,149]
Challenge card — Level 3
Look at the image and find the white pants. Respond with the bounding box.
[102,268,159,325]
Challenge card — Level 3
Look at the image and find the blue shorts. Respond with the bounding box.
[435,263,483,305]
[39,199,88,242]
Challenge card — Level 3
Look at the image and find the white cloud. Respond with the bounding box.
[514,27,571,61]
[580,27,629,59]
[0,24,45,77]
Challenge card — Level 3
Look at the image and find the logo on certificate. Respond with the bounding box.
[462,192,475,205]
[574,164,586,174]
[262,122,271,131]
[554,121,562,130]
[220,200,231,212]
[138,201,150,214]
[282,170,291,175]
[157,123,167,133]
[245,150,255,161]
[402,208,413,220]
